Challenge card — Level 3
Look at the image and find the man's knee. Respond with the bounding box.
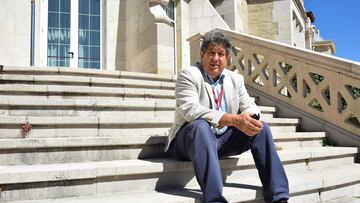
[257,122,273,140]
[261,122,271,134]
[186,119,215,143]
[187,119,211,132]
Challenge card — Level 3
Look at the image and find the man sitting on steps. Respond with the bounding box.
[165,31,289,203]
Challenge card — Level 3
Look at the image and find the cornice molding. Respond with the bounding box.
[149,3,174,26]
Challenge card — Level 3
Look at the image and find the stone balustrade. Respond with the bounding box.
[188,28,360,137]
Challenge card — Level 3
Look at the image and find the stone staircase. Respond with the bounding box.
[0,66,359,203]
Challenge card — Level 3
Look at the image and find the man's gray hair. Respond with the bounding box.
[201,31,232,55]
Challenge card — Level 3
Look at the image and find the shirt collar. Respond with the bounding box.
[206,73,225,86]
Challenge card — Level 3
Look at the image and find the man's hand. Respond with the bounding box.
[219,112,263,136]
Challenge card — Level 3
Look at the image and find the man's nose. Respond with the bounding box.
[212,54,219,61]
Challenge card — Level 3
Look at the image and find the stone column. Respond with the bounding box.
[122,0,175,74]
[304,17,313,50]
[175,0,191,73]
[149,0,175,74]
[103,0,125,71]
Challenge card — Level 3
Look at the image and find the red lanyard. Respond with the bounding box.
[211,84,224,110]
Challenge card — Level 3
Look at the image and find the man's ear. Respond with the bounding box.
[200,51,204,58]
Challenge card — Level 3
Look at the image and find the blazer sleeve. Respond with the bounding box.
[175,67,225,127]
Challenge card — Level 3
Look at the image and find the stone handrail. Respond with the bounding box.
[188,28,360,137]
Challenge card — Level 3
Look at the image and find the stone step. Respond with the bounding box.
[273,131,325,149]
[0,98,175,118]
[7,164,359,203]
[0,116,300,139]
[0,87,257,105]
[0,115,172,126]
[0,132,325,150]
[0,98,175,109]
[0,98,275,118]
[0,132,325,165]
[0,73,176,90]
[0,84,176,99]
[0,66,177,83]
[0,147,357,202]
[0,95,177,105]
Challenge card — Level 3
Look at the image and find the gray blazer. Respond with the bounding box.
[165,64,260,151]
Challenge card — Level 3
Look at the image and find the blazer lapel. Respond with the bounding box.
[204,76,215,109]
[223,71,234,113]
[197,63,215,109]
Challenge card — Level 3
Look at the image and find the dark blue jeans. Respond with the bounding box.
[168,119,289,203]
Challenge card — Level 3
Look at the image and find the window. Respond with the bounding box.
[164,0,174,21]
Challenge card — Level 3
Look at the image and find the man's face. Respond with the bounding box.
[201,43,228,81]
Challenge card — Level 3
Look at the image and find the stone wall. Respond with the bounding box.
[0,0,31,66]
[247,0,278,40]
[188,0,229,36]
[273,0,292,45]
[238,0,249,33]
[290,0,305,48]
[247,0,306,48]
[213,0,248,33]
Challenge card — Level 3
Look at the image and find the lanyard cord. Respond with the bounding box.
[211,83,224,110]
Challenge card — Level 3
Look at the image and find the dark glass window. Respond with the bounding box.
[165,0,174,20]
[78,0,101,69]
[47,0,71,67]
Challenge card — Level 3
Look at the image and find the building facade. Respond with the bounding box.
[0,0,333,75]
